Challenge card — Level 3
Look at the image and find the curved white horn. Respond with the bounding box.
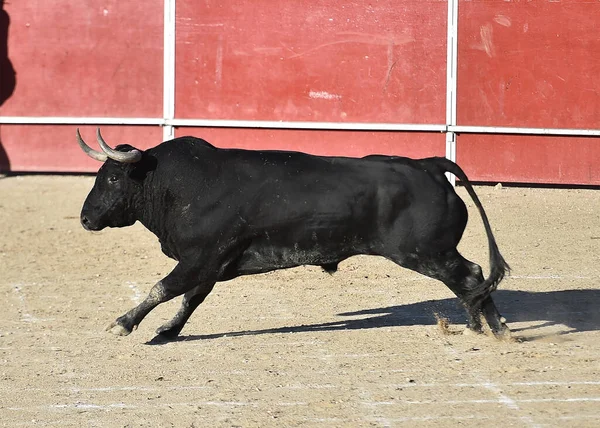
[76,128,108,162]
[96,128,142,163]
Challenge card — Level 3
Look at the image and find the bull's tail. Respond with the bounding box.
[437,157,511,306]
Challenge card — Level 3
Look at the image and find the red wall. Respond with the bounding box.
[0,1,163,117]
[457,0,600,129]
[175,127,445,159]
[175,1,447,124]
[457,134,600,185]
[1,125,162,173]
[1,1,599,185]
[0,1,164,172]
[456,0,600,184]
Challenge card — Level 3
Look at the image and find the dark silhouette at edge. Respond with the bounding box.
[0,0,16,171]
[147,288,600,344]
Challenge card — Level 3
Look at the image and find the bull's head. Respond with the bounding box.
[77,128,147,231]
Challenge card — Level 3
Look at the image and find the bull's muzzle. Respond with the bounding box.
[80,211,103,231]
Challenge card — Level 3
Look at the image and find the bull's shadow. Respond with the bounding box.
[149,289,600,344]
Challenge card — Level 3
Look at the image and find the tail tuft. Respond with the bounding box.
[435,157,510,305]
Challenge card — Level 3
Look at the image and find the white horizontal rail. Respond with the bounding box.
[449,125,600,137]
[0,116,445,132]
[0,116,164,125]
[168,119,446,132]
[1,116,599,137]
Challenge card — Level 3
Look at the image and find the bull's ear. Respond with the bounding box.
[129,154,158,181]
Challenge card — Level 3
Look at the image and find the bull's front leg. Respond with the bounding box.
[105,262,206,336]
[155,283,216,339]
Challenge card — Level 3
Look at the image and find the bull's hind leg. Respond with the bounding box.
[481,295,510,339]
[106,262,209,336]
[451,258,509,338]
[155,282,215,339]
[390,250,507,337]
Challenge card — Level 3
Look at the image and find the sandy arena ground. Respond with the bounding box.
[0,174,599,427]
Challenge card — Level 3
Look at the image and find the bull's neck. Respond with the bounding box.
[137,174,171,242]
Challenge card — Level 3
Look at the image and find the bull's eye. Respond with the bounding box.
[108,176,119,184]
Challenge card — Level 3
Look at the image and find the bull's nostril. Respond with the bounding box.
[81,215,90,227]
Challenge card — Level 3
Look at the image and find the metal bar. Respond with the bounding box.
[0,116,445,131]
[2,116,599,137]
[163,0,176,141]
[168,118,447,132]
[445,132,457,179]
[449,125,600,137]
[0,117,165,125]
[445,0,459,185]
[445,0,458,128]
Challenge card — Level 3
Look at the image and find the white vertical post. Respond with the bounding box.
[445,0,459,185]
[163,0,176,141]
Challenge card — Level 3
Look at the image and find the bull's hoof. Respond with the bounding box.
[155,323,182,339]
[105,321,133,336]
[492,324,513,341]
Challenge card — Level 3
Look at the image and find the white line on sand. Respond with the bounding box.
[11,284,39,322]
[126,281,143,304]
[442,345,541,428]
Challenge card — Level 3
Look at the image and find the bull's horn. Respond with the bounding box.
[76,128,108,162]
[96,128,142,163]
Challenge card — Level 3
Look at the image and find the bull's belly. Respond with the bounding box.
[222,242,358,279]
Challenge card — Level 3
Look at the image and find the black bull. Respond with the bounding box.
[77,129,511,340]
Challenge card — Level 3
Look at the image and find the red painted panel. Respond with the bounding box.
[176,1,447,123]
[0,125,162,173]
[457,134,600,185]
[0,125,443,173]
[174,127,445,159]
[0,1,163,117]
[458,0,600,128]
